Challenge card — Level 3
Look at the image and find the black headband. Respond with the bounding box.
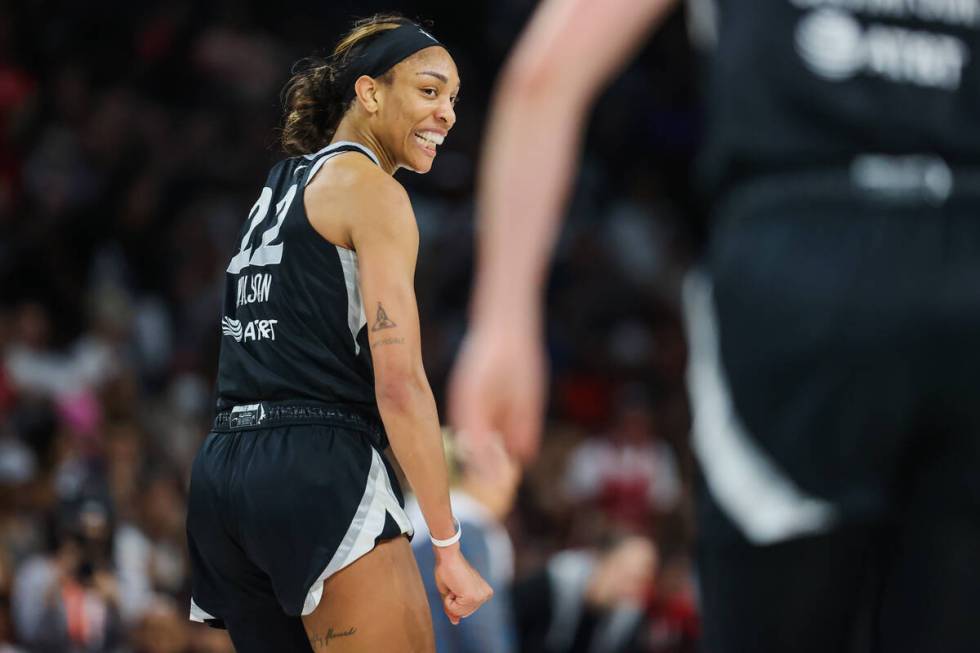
[340,23,444,104]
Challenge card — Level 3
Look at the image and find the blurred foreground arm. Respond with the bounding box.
[449,0,678,462]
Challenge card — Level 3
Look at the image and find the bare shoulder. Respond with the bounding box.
[306,153,415,247]
[356,166,414,224]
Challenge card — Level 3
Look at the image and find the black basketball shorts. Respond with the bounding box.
[684,184,980,652]
[186,402,413,630]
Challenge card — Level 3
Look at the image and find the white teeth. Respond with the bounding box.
[414,131,444,146]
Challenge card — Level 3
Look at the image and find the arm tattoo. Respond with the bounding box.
[310,626,357,648]
[371,336,405,348]
[371,302,397,331]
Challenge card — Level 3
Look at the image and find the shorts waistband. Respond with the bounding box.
[213,401,387,448]
[719,155,980,219]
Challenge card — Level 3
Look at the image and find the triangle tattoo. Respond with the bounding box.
[371,303,397,331]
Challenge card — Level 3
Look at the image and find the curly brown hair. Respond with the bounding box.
[279,13,415,155]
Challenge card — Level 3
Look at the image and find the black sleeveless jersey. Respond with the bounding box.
[698,0,980,198]
[215,142,381,413]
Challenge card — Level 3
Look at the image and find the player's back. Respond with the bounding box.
[215,142,380,414]
[698,0,980,202]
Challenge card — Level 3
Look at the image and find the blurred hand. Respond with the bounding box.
[456,431,519,488]
[456,432,522,520]
[449,319,546,465]
[433,546,494,625]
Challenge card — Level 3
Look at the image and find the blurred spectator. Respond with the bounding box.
[4,304,67,398]
[638,554,698,653]
[4,301,120,432]
[127,595,189,653]
[115,465,187,626]
[143,374,210,475]
[12,494,122,653]
[185,622,234,653]
[104,421,144,524]
[513,536,657,653]
[563,391,681,534]
[0,438,42,570]
[407,431,521,653]
[0,547,26,653]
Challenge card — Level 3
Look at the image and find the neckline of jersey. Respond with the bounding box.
[305,141,381,167]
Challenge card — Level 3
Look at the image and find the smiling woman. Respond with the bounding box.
[185,13,490,653]
[281,14,459,173]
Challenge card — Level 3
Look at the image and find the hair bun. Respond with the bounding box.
[280,13,414,155]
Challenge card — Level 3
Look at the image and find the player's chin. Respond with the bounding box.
[408,155,435,174]
[404,138,437,173]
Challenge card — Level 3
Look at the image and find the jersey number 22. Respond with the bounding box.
[226,184,298,274]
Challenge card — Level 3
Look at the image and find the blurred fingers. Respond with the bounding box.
[505,396,543,464]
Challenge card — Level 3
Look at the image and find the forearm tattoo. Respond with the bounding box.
[371,336,405,347]
[371,303,397,331]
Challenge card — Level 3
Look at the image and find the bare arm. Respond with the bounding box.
[346,170,492,622]
[348,174,456,543]
[472,0,679,323]
[450,0,678,461]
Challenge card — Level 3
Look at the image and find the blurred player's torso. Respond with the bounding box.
[215,142,378,413]
[697,0,980,199]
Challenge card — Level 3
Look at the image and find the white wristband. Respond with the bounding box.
[430,518,462,548]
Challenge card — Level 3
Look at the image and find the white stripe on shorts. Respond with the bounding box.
[682,271,838,544]
[301,448,413,616]
[189,597,217,623]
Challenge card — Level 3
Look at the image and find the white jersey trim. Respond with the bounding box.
[682,271,838,544]
[304,142,380,189]
[301,449,413,616]
[303,140,380,164]
[303,141,378,358]
[335,246,368,355]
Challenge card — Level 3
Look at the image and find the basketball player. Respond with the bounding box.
[449,0,980,651]
[186,15,492,653]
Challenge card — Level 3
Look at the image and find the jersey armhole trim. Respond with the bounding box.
[303,141,380,165]
[304,143,380,190]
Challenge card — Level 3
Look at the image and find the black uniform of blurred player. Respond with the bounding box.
[449,0,980,651]
[689,3,980,651]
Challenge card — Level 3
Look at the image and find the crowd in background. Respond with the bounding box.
[0,1,704,651]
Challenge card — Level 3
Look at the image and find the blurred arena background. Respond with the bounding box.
[0,2,706,651]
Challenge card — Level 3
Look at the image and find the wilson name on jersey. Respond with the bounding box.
[215,142,383,413]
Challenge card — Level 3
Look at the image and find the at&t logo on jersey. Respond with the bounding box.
[793,3,972,90]
[221,317,279,342]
